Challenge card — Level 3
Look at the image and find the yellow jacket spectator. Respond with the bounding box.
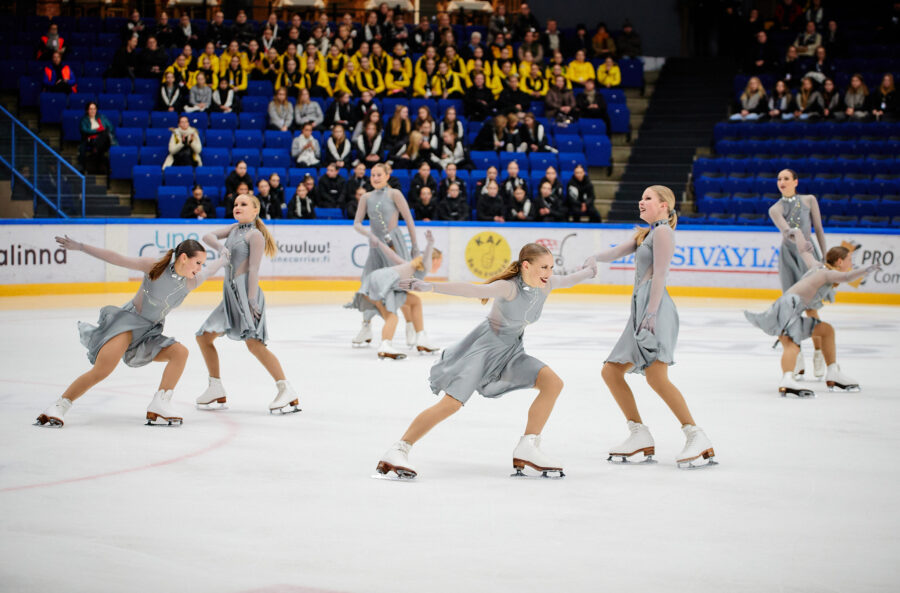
[371,46,391,75]
[414,47,439,77]
[243,41,264,75]
[302,44,325,71]
[325,48,347,87]
[432,62,465,98]
[567,50,596,86]
[189,59,219,88]
[442,49,470,87]
[413,58,440,97]
[223,55,248,93]
[199,43,220,77]
[219,41,247,77]
[491,61,515,97]
[350,45,373,71]
[275,59,304,100]
[356,58,386,96]
[164,56,190,88]
[388,45,413,79]
[335,62,361,96]
[299,57,333,98]
[523,65,549,97]
[596,58,622,88]
[385,65,412,96]
[546,64,573,90]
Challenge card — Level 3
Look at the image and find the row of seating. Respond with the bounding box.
[680,212,898,228]
[695,172,900,197]
[715,139,900,156]
[733,70,900,98]
[697,192,900,216]
[714,121,900,141]
[693,155,900,176]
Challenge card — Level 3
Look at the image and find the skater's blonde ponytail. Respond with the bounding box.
[246,194,277,258]
[148,239,206,281]
[480,243,552,304]
[634,185,678,247]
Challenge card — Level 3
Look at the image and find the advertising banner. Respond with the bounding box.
[0,225,105,284]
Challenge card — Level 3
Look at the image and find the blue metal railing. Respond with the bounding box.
[0,104,85,218]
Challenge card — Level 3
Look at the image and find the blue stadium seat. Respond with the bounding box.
[231,148,260,166]
[697,193,731,214]
[120,110,150,128]
[707,212,736,225]
[201,148,231,168]
[264,130,292,150]
[410,98,437,117]
[874,174,900,196]
[39,93,67,124]
[732,194,761,214]
[262,149,291,169]
[235,129,263,147]
[619,58,644,89]
[692,157,721,176]
[246,81,274,96]
[158,186,189,217]
[882,195,900,218]
[470,151,499,170]
[81,61,106,77]
[382,98,409,115]
[109,146,138,180]
[205,129,234,148]
[583,135,611,167]
[809,175,842,196]
[843,175,875,195]
[90,46,115,62]
[116,127,144,147]
[555,135,584,153]
[105,78,131,94]
[133,166,163,200]
[819,194,849,216]
[827,214,858,227]
[239,112,266,130]
[599,89,626,104]
[528,152,558,172]
[184,112,208,130]
[557,152,586,171]
[144,128,170,147]
[257,167,288,183]
[288,168,318,187]
[78,77,103,95]
[437,98,464,114]
[316,207,344,220]
[578,119,606,136]
[861,156,895,176]
[608,105,630,134]
[215,206,226,218]
[66,94,94,113]
[138,146,166,166]
[133,78,160,96]
[859,215,890,228]
[151,111,179,129]
[204,187,223,205]
[694,173,725,196]
[164,166,195,187]
[679,213,707,225]
[499,152,527,173]
[848,194,880,217]
[97,93,125,112]
[195,166,225,191]
[736,212,767,225]
[241,96,269,114]
[17,76,41,108]
[61,110,82,142]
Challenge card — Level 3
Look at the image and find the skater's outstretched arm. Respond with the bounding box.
[245,231,265,315]
[185,256,227,290]
[641,225,675,333]
[790,265,879,303]
[202,224,238,256]
[352,193,371,237]
[392,189,419,255]
[588,239,637,263]
[787,229,819,270]
[398,278,517,301]
[371,234,407,266]
[808,196,828,258]
[548,259,597,289]
[55,236,157,274]
[421,230,435,271]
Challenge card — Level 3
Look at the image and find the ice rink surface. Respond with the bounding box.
[0,291,898,593]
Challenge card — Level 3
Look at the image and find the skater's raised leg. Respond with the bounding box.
[645,361,695,427]
[601,361,642,423]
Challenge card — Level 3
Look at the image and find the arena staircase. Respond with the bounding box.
[607,57,735,222]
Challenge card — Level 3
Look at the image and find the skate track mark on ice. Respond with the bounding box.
[0,378,240,494]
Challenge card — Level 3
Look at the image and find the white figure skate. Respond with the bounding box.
[813,350,826,380]
[196,376,227,409]
[377,340,406,360]
[779,372,815,398]
[511,435,565,478]
[405,321,416,349]
[607,420,657,464]
[352,320,373,347]
[415,330,440,354]
[826,363,860,392]
[146,390,183,426]
[374,441,417,479]
[676,425,717,469]
[792,352,806,381]
[269,380,302,414]
[35,397,72,427]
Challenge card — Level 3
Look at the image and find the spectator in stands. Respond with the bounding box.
[123,9,146,43]
[212,77,238,113]
[518,29,544,64]
[779,46,803,88]
[164,54,190,90]
[746,30,777,75]
[592,23,617,59]
[176,14,201,49]
[185,73,212,113]
[433,129,468,171]
[501,160,529,200]
[820,78,841,119]
[223,55,248,96]
[576,79,612,134]
[520,113,555,154]
[357,57,386,96]
[260,27,278,54]
[231,10,256,51]
[222,181,251,217]
[540,166,565,205]
[343,163,371,203]
[153,12,175,49]
[412,187,438,221]
[809,46,835,84]
[42,51,77,94]
[596,56,622,88]
[568,50,596,87]
[410,16,433,54]
[508,186,535,221]
[794,21,821,57]
[730,76,768,121]
[434,61,466,99]
[158,71,185,112]
[108,35,140,79]
[225,161,252,203]
[464,72,495,122]
[191,55,218,88]
[139,36,168,79]
[268,87,294,132]
[345,185,366,219]
[792,77,824,120]
[354,121,384,167]
[523,63,550,99]
[489,4,512,43]
[269,172,285,206]
[436,183,470,221]
[79,101,116,174]
[477,180,505,223]
[535,179,568,222]
[546,75,576,122]
[38,23,65,61]
[543,20,563,57]
[566,165,601,222]
[385,56,412,97]
[501,112,525,152]
[256,179,283,220]
[413,105,436,132]
[294,88,323,130]
[315,163,346,208]
[324,91,354,128]
[180,185,214,219]
[410,162,438,200]
[743,8,765,42]
[840,74,871,121]
[413,57,439,98]
[616,20,643,58]
[775,0,805,31]
[514,3,541,42]
[163,116,202,169]
[385,105,412,152]
[206,10,229,49]
[436,163,465,201]
[822,20,845,58]
[489,32,509,61]
[436,105,463,139]
[274,57,300,100]
[497,74,532,117]
[473,115,509,151]
[418,120,440,160]
[353,91,379,126]
[323,124,352,168]
[292,122,321,167]
[768,80,794,120]
[461,31,483,61]
[219,41,246,76]
[805,0,826,30]
[570,23,591,56]
[871,74,898,122]
[288,183,316,219]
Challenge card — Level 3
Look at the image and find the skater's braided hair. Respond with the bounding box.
[410,248,443,272]
[634,185,678,247]
[148,239,206,281]
[241,194,277,257]
[480,243,552,304]
[826,246,850,267]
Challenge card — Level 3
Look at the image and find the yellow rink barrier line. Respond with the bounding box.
[2,280,899,305]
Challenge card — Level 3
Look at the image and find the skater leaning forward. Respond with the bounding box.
[375,243,598,479]
[36,237,226,427]
[586,185,716,469]
[195,193,301,414]
[744,230,879,397]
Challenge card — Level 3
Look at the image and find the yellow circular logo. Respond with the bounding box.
[465,231,511,279]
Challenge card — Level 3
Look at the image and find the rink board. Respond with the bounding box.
[1,220,898,302]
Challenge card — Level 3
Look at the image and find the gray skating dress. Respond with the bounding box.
[744,267,831,345]
[78,261,191,367]
[776,196,829,308]
[429,276,548,405]
[348,187,412,319]
[355,262,426,316]
[605,220,679,374]
[197,223,268,344]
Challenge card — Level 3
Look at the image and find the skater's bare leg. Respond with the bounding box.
[371,300,399,341]
[778,335,801,373]
[153,342,189,390]
[601,361,642,424]
[645,361,695,427]
[404,293,426,331]
[400,395,462,444]
[246,339,286,381]
[59,331,131,402]
[525,366,564,435]
[196,331,224,378]
[812,322,836,364]
[806,310,823,351]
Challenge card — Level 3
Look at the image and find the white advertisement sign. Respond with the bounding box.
[0,225,105,284]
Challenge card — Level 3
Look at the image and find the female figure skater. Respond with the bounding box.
[745,230,879,397]
[36,237,225,427]
[195,194,301,414]
[375,243,598,479]
[352,230,442,359]
[769,169,829,380]
[586,185,716,469]
[349,163,420,352]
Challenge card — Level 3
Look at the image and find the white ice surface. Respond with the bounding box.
[1,294,898,593]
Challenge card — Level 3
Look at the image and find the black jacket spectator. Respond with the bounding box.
[616,24,642,58]
[566,172,602,222]
[497,86,532,116]
[139,44,169,78]
[534,187,568,222]
[224,169,253,203]
[343,172,372,205]
[438,176,468,201]
[324,100,355,128]
[258,189,283,219]
[108,41,140,78]
[410,172,438,202]
[180,193,215,218]
[477,191,506,222]
[231,20,256,49]
[575,87,611,133]
[507,193,535,221]
[206,18,231,48]
[436,193,470,221]
[413,193,439,221]
[288,192,316,219]
[501,174,529,201]
[746,33,777,75]
[464,84,494,122]
[473,120,508,151]
[154,17,176,48]
[157,83,185,112]
[315,173,346,208]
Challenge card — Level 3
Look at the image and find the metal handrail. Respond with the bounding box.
[0,104,86,218]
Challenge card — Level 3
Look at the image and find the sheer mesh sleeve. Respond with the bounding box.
[647,226,675,315]
[246,231,265,305]
[202,224,237,252]
[592,239,637,262]
[788,229,819,269]
[548,265,596,290]
[432,279,517,300]
[353,193,371,238]
[374,236,407,265]
[186,256,227,290]
[768,203,790,234]
[393,189,418,253]
[80,243,157,274]
[808,196,828,258]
